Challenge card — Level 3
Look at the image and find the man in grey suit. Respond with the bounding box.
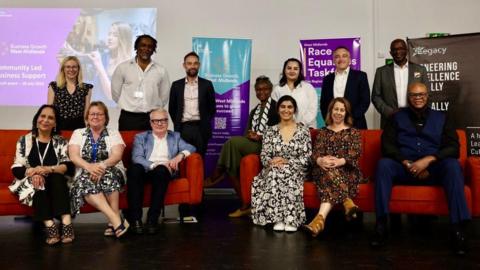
[372,39,428,128]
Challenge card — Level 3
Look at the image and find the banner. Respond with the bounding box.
[192,37,252,178]
[0,8,157,107]
[408,33,480,156]
[300,38,361,127]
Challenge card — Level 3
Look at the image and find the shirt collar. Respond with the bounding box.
[394,61,409,69]
[185,77,199,85]
[335,66,350,76]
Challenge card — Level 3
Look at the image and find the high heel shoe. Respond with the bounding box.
[303,214,324,237]
[61,223,75,244]
[45,223,60,245]
[343,198,359,221]
[114,217,130,238]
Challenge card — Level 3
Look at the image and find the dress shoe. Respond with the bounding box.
[284,224,297,232]
[370,221,387,248]
[145,221,159,235]
[451,230,468,256]
[273,222,285,231]
[131,220,144,235]
[228,208,251,218]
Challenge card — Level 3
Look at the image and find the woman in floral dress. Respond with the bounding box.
[304,97,362,237]
[251,95,312,232]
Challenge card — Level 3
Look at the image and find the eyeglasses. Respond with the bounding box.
[150,118,168,125]
[89,113,105,117]
[64,65,79,70]
[408,92,428,98]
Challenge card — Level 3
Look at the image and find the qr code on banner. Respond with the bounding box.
[214,117,227,129]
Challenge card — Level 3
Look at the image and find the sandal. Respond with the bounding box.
[343,198,360,221]
[114,217,130,238]
[104,224,115,237]
[45,223,60,245]
[61,223,75,244]
[303,214,325,237]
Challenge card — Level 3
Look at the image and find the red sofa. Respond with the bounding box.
[0,130,204,216]
[240,129,480,217]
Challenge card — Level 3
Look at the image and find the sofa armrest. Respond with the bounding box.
[467,156,480,216]
[184,153,204,204]
[239,154,261,205]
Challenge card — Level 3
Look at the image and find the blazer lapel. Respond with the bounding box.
[146,132,154,160]
[166,132,176,159]
[344,71,353,99]
[386,65,398,104]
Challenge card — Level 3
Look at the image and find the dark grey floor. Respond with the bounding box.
[0,196,479,270]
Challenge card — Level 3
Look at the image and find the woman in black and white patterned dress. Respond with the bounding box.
[251,95,312,232]
[69,101,129,238]
[47,56,92,130]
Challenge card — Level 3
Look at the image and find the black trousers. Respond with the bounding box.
[179,121,207,156]
[58,116,85,131]
[32,173,71,221]
[127,164,173,223]
[118,110,151,131]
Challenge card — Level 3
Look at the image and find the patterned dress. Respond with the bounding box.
[70,128,126,215]
[251,124,312,227]
[311,127,362,204]
[50,81,92,130]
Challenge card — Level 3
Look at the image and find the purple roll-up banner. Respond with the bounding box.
[193,38,252,184]
[300,38,361,127]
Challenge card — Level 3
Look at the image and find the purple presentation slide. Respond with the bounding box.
[0,8,157,106]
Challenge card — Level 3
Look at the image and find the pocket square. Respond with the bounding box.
[414,72,421,78]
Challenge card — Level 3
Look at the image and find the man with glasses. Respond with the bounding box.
[370,82,471,255]
[169,51,216,157]
[372,39,428,128]
[126,108,195,234]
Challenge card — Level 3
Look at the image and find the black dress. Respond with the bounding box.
[50,81,92,130]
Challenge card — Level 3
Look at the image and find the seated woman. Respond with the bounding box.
[47,56,93,130]
[304,97,362,237]
[205,76,279,217]
[69,101,129,238]
[9,105,74,245]
[251,95,312,232]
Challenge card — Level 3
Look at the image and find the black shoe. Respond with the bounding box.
[131,220,144,235]
[146,221,158,235]
[370,221,387,248]
[451,230,468,256]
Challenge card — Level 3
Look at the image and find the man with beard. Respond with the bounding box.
[112,34,170,130]
[169,51,216,157]
[371,39,428,128]
[370,82,471,255]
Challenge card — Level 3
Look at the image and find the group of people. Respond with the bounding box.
[8,35,470,255]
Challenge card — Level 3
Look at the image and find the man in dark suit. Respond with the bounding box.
[169,51,216,157]
[320,46,370,129]
[372,39,429,128]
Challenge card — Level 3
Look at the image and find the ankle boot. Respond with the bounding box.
[303,214,324,237]
[343,198,359,221]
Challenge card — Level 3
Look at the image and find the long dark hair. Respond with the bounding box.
[276,95,298,113]
[32,104,61,137]
[279,58,305,88]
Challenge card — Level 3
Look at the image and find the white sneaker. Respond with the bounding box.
[273,222,285,231]
[284,224,297,232]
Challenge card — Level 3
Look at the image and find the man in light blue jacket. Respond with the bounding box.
[127,108,195,234]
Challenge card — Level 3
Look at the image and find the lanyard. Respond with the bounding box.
[36,138,51,166]
[90,130,103,162]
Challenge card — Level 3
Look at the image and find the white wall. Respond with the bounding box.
[1,0,479,129]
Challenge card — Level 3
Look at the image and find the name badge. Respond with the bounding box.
[134,91,144,98]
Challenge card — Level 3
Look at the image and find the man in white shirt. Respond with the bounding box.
[371,39,428,128]
[320,46,370,129]
[169,51,216,157]
[111,34,170,131]
[127,109,195,234]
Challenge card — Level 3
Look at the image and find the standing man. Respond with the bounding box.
[371,39,428,128]
[127,108,195,234]
[112,34,170,131]
[169,51,216,157]
[370,82,470,255]
[320,46,370,129]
